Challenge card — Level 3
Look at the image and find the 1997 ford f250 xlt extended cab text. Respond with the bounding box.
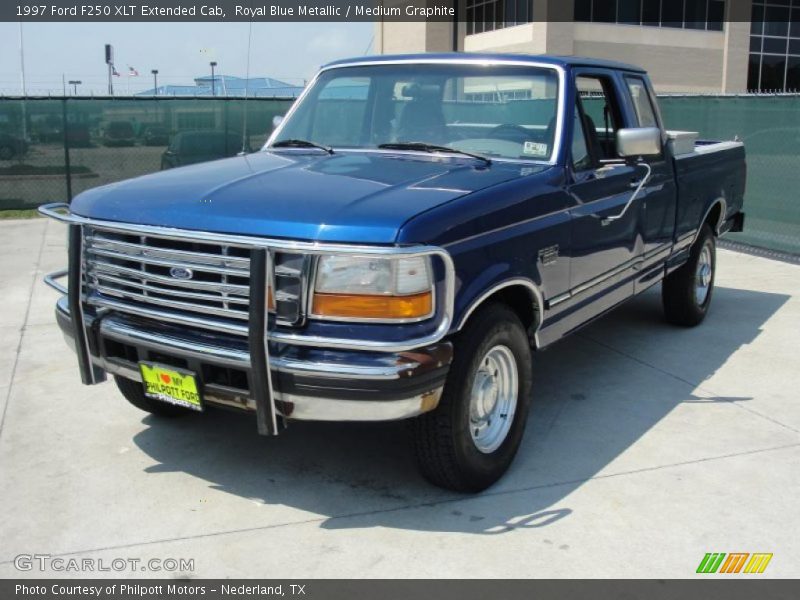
[40,54,746,492]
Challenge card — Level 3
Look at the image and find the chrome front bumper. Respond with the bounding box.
[55,296,451,423]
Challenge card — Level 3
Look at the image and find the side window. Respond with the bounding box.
[571,106,592,171]
[625,77,659,128]
[575,75,624,161]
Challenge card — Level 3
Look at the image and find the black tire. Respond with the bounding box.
[410,303,533,492]
[114,375,192,418]
[662,223,716,326]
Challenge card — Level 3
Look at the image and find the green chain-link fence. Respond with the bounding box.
[0,96,293,211]
[0,95,798,254]
[659,94,800,255]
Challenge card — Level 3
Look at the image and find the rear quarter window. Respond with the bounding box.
[625,77,659,128]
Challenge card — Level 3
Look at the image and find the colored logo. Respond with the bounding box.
[696,553,773,574]
[169,267,193,280]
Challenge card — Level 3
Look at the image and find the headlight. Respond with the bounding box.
[311,255,434,321]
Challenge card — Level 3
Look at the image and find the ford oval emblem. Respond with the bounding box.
[169,267,194,280]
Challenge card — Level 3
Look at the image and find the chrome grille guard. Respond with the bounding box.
[39,203,455,435]
[39,203,456,340]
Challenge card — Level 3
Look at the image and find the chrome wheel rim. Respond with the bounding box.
[469,345,518,454]
[695,243,713,306]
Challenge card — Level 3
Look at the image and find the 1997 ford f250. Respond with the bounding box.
[40,54,746,492]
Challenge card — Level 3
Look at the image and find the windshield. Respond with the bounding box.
[269,63,561,162]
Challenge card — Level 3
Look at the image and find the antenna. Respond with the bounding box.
[240,7,254,155]
[362,35,374,56]
[19,23,28,142]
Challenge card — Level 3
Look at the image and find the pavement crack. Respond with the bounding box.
[0,219,48,441]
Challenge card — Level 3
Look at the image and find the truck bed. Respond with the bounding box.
[672,138,746,240]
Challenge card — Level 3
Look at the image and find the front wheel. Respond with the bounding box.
[662,223,716,326]
[410,303,533,492]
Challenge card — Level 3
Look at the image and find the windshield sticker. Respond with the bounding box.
[523,141,549,157]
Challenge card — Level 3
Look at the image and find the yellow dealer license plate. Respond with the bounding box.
[139,363,202,411]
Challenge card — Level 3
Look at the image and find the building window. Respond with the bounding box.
[748,0,800,92]
[466,0,533,35]
[463,89,534,101]
[574,0,725,31]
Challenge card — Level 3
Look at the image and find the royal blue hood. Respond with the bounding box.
[70,150,550,244]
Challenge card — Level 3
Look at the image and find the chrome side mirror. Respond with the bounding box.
[272,115,284,129]
[617,127,662,159]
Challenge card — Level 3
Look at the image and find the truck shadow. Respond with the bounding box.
[132,284,788,534]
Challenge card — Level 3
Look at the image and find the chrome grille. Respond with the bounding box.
[83,227,253,334]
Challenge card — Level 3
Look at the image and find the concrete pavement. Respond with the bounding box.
[0,217,798,578]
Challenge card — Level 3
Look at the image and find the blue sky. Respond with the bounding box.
[0,21,373,95]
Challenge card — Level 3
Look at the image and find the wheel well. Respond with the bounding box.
[466,284,540,339]
[497,286,539,331]
[705,201,724,234]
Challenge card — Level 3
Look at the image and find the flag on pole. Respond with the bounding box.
[112,65,120,77]
[128,66,139,76]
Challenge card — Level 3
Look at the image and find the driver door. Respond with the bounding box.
[567,71,645,304]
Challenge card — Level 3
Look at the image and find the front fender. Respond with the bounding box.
[398,167,571,343]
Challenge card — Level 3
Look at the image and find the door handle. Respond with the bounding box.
[601,163,653,226]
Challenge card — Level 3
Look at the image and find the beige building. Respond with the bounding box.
[376,0,800,94]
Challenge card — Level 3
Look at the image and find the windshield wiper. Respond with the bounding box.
[271,139,334,154]
[378,142,491,165]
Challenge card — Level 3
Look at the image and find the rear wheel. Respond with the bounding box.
[662,223,716,326]
[410,303,533,492]
[115,375,192,418]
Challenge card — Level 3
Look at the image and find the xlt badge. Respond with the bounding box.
[538,245,559,266]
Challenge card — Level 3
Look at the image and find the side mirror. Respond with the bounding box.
[617,127,662,160]
[272,115,284,129]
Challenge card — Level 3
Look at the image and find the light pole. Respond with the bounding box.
[151,69,158,95]
[68,80,81,95]
[105,44,114,95]
[210,61,217,96]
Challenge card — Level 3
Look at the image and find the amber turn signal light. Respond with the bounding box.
[312,291,433,320]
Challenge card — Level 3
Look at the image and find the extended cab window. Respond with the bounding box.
[271,63,561,162]
[625,76,659,128]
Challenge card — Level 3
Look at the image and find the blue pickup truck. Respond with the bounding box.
[41,54,745,492]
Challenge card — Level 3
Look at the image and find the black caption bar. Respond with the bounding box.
[2,580,799,600]
[3,0,757,22]
[6,0,460,22]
